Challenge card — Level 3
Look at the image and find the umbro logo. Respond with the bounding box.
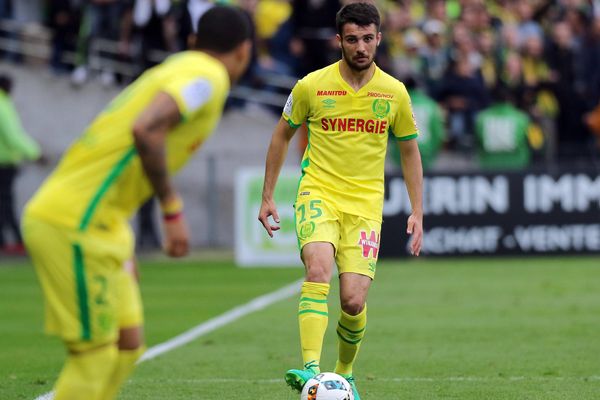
[322,99,336,109]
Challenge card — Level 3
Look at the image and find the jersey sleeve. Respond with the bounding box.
[391,83,419,140]
[282,78,309,128]
[162,75,214,121]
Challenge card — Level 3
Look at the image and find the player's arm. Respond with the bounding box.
[258,118,297,237]
[132,92,189,258]
[397,138,423,256]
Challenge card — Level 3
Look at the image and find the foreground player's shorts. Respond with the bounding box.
[22,214,142,345]
[294,196,381,279]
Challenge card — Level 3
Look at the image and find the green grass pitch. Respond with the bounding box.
[1,256,600,399]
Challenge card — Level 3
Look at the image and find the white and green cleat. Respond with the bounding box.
[284,361,320,393]
[340,374,361,400]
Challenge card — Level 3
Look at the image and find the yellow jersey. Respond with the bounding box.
[26,51,229,234]
[283,61,418,222]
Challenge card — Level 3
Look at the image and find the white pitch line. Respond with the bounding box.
[34,278,304,400]
[139,278,303,362]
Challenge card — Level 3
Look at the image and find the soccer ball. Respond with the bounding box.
[300,372,354,400]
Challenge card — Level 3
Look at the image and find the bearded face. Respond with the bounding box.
[338,23,381,72]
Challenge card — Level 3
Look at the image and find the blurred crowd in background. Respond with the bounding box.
[1,0,600,169]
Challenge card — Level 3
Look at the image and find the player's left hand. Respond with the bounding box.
[406,213,423,256]
[258,198,280,238]
[163,215,190,257]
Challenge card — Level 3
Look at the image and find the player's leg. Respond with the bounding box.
[55,342,118,400]
[285,241,335,392]
[99,260,145,400]
[299,241,335,367]
[336,273,370,399]
[22,215,125,399]
[286,197,340,392]
[97,326,145,400]
[333,214,380,400]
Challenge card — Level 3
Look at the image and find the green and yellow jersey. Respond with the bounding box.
[283,61,418,222]
[26,51,229,235]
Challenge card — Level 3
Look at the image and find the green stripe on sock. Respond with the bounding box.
[73,244,91,340]
[300,296,328,304]
[338,321,366,334]
[304,360,320,370]
[298,309,328,317]
[336,329,362,345]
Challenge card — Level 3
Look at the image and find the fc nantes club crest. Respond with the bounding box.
[372,99,390,119]
[298,221,315,240]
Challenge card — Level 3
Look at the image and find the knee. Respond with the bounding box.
[305,263,331,283]
[340,297,365,316]
[118,326,144,351]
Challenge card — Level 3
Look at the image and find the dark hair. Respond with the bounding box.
[491,83,513,103]
[336,2,381,35]
[195,6,251,53]
[403,76,418,90]
[0,74,12,93]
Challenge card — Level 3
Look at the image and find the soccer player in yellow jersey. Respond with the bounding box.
[21,6,251,400]
[258,3,423,399]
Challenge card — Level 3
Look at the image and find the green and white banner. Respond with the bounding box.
[234,168,302,267]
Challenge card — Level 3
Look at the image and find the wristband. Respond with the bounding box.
[163,211,183,222]
[160,196,183,219]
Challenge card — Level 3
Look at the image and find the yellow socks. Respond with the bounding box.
[334,306,367,376]
[99,346,146,400]
[54,344,118,400]
[298,281,330,370]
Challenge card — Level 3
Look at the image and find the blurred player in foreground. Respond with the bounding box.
[22,6,251,399]
[258,3,423,399]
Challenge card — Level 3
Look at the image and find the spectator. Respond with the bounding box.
[514,2,544,45]
[547,20,589,158]
[421,0,447,25]
[378,2,413,74]
[475,84,534,170]
[438,55,489,150]
[290,0,340,76]
[0,75,41,255]
[420,18,448,97]
[477,29,501,90]
[255,0,295,76]
[389,76,445,171]
[129,0,179,73]
[0,0,11,20]
[390,29,423,81]
[581,15,600,108]
[70,0,126,86]
[520,33,558,163]
[263,7,298,77]
[499,50,524,101]
[46,0,81,74]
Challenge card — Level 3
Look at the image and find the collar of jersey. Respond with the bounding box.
[335,60,380,95]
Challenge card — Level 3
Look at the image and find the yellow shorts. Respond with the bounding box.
[22,214,142,345]
[294,196,381,279]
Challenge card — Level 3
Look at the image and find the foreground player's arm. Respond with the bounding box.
[258,118,297,237]
[132,92,189,257]
[398,139,423,256]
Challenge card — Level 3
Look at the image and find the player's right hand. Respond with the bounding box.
[163,216,190,257]
[258,198,280,238]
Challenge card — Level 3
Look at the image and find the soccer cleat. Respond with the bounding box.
[341,374,360,400]
[284,362,319,393]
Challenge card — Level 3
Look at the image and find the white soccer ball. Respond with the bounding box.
[300,372,354,400]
